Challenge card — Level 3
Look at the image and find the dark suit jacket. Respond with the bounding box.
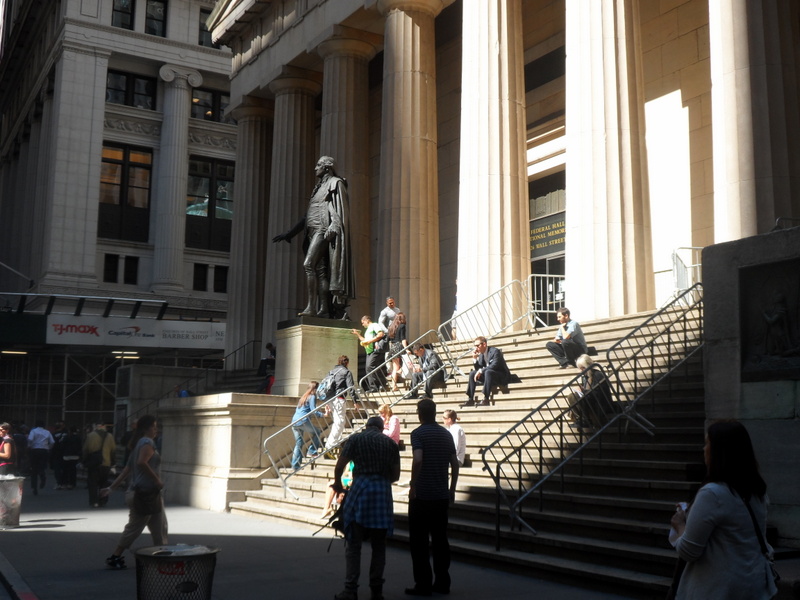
[474,346,511,378]
[420,349,444,378]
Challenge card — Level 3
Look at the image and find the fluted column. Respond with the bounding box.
[317,26,382,322]
[709,1,800,241]
[375,0,443,336]
[565,0,654,319]
[224,97,274,369]
[151,64,202,293]
[39,44,108,289]
[261,73,321,343]
[456,0,530,336]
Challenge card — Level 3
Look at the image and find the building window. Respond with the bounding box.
[112,0,135,30]
[103,254,120,283]
[191,89,230,123]
[145,0,167,37]
[98,144,152,243]
[199,9,219,48]
[106,70,157,110]
[193,264,208,291]
[185,157,234,252]
[103,255,139,285]
[123,256,140,285]
[213,266,228,294]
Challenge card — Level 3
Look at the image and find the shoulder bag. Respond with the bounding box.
[744,499,780,586]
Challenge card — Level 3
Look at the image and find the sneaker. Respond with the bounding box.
[106,554,126,570]
[334,590,357,600]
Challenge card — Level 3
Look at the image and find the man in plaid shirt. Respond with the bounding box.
[333,416,401,600]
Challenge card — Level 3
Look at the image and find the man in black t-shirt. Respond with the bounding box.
[406,399,459,596]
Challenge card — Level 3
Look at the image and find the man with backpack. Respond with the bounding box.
[319,355,359,453]
[82,423,116,507]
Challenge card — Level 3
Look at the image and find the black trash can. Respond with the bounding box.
[135,545,220,600]
[0,476,24,529]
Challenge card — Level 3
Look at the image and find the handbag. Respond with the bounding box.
[744,499,781,585]
[133,486,162,515]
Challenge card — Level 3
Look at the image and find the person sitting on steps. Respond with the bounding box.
[546,307,588,369]
[462,336,511,408]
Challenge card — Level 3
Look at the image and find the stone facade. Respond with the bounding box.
[209,0,800,353]
[0,0,236,314]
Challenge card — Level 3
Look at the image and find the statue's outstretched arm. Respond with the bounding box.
[273,217,305,243]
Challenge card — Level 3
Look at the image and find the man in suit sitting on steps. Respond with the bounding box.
[462,336,511,407]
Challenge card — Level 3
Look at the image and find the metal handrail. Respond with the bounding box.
[480,285,704,549]
[437,279,535,367]
[606,284,703,406]
[261,380,364,499]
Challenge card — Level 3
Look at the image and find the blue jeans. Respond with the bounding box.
[291,421,322,470]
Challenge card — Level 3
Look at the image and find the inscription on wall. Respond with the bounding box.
[530,211,565,259]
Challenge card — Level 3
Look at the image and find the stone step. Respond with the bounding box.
[230,308,704,598]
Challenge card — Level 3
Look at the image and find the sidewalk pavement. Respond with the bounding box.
[0,483,639,600]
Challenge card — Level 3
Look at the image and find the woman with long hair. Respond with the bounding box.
[378,403,400,444]
[291,381,324,470]
[669,420,776,599]
[386,312,408,392]
[101,415,166,570]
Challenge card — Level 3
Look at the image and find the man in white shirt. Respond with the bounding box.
[28,420,54,495]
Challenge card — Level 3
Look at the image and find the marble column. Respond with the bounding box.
[456,0,530,335]
[375,0,443,336]
[317,26,382,323]
[261,72,321,344]
[39,43,109,290]
[32,85,54,288]
[564,0,654,319]
[224,97,274,369]
[709,0,800,241]
[151,64,202,293]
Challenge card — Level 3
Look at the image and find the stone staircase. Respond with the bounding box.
[229,311,706,598]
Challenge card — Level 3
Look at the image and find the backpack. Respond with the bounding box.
[316,367,340,402]
[83,430,108,469]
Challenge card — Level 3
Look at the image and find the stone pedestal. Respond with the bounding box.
[273,318,360,396]
[158,392,296,511]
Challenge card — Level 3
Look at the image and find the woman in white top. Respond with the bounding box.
[669,420,777,600]
[442,409,466,466]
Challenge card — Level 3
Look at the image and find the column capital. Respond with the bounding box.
[159,64,203,89]
[268,68,322,97]
[314,25,383,61]
[231,96,274,122]
[377,0,446,17]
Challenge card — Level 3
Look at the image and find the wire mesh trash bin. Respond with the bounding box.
[135,545,220,600]
[0,476,24,529]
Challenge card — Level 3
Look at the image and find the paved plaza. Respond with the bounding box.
[0,483,636,600]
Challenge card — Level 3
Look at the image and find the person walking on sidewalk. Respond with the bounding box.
[82,423,116,507]
[101,415,167,570]
[27,420,54,495]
